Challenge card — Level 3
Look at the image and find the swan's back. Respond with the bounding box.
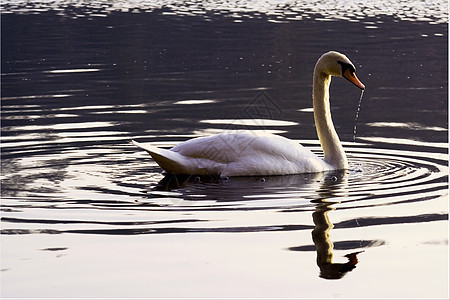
[135,131,330,176]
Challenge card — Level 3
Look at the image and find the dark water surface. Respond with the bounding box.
[1,1,448,298]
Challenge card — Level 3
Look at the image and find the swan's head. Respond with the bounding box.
[316,51,365,90]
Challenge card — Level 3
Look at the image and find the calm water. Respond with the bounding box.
[1,1,448,298]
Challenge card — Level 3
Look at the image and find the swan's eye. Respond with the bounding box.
[337,61,355,76]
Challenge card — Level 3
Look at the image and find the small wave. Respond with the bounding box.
[1,0,447,24]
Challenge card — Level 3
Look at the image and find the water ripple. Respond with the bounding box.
[1,0,447,24]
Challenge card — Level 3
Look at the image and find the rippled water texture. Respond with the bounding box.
[1,1,448,298]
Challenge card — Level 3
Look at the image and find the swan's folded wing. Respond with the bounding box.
[170,131,263,163]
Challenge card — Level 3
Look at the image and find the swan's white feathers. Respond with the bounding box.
[132,140,192,174]
[133,131,330,176]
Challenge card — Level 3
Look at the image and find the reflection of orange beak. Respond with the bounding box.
[343,69,365,90]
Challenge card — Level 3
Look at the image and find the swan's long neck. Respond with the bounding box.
[313,70,348,169]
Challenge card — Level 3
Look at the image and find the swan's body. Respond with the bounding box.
[133,51,365,177]
[133,131,329,176]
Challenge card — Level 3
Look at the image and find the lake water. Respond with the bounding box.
[1,1,448,298]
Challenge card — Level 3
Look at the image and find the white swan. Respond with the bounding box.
[133,51,365,177]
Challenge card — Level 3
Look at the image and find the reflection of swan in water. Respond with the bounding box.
[151,172,364,279]
[311,171,363,279]
[133,51,365,176]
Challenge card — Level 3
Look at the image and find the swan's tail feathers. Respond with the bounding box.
[132,140,188,174]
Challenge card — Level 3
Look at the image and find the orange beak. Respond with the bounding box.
[343,68,365,90]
